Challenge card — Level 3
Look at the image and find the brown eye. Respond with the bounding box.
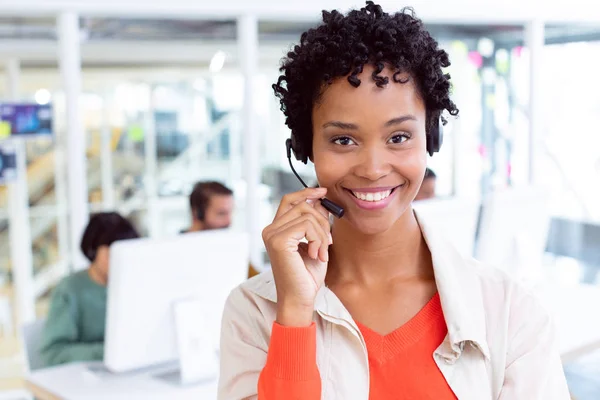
[332,136,356,146]
[388,134,410,144]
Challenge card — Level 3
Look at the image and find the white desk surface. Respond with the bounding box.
[26,362,218,400]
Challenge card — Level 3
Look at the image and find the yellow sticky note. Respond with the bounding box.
[0,121,11,138]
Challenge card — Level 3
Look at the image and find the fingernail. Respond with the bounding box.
[328,232,333,244]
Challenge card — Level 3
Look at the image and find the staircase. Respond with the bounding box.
[0,129,144,291]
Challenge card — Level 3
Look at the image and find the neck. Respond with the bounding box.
[189,220,204,232]
[327,207,432,286]
[88,264,107,286]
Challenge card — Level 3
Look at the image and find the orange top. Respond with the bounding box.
[258,293,456,399]
[356,292,457,399]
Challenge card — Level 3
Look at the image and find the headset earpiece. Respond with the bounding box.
[196,208,204,221]
[289,134,308,164]
[426,115,445,156]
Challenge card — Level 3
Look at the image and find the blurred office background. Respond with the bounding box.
[0,0,599,398]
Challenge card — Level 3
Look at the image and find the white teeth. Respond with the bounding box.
[351,189,392,202]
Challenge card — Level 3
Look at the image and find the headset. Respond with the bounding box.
[426,115,445,157]
[285,114,445,218]
[286,139,345,218]
[196,208,205,222]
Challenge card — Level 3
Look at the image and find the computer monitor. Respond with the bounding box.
[0,103,53,137]
[475,186,551,278]
[104,230,249,373]
[413,196,481,258]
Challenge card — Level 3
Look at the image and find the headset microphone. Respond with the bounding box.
[285,139,345,218]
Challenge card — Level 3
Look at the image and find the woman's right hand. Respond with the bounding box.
[262,188,332,327]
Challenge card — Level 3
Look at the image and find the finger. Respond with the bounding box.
[270,201,331,240]
[275,218,324,261]
[311,202,332,261]
[313,199,332,222]
[298,242,329,263]
[298,241,326,264]
[264,203,332,262]
[275,187,327,219]
[271,213,328,251]
[270,215,329,261]
[277,201,330,230]
[308,239,321,261]
[305,218,328,262]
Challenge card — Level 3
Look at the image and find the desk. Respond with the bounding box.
[533,283,600,363]
[26,362,218,400]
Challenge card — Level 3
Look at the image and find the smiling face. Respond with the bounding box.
[311,65,428,235]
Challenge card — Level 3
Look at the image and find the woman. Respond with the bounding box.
[219,2,570,399]
[40,212,138,367]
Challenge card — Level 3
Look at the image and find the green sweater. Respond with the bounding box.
[39,270,107,367]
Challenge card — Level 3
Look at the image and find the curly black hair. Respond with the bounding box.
[273,1,459,163]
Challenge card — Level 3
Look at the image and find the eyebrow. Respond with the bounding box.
[384,115,417,127]
[322,115,417,130]
[322,121,358,130]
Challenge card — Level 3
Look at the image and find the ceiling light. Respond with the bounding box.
[477,37,495,58]
[35,89,52,105]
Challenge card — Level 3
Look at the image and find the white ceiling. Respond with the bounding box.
[0,2,597,67]
[0,0,599,24]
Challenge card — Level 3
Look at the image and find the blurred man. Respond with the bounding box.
[184,181,261,278]
[185,181,234,233]
[415,167,437,201]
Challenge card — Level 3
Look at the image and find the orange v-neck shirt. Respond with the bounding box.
[258,293,458,399]
[355,292,457,399]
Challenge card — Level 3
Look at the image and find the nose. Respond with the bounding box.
[353,144,392,181]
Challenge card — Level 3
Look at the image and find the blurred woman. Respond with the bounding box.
[40,212,139,367]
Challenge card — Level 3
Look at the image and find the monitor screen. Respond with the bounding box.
[0,103,53,136]
[104,230,250,373]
